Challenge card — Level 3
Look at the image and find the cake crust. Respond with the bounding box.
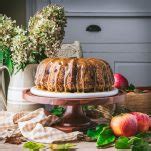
[35,58,114,92]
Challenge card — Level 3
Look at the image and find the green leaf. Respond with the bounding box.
[0,51,3,63]
[130,137,151,151]
[5,55,13,74]
[115,137,131,149]
[29,50,47,64]
[136,132,151,142]
[82,105,96,111]
[50,143,76,150]
[115,136,151,151]
[96,127,116,147]
[86,124,107,140]
[50,106,65,117]
[128,137,142,145]
[3,48,13,74]
[126,84,135,92]
[96,124,108,132]
[87,129,98,140]
[23,141,45,151]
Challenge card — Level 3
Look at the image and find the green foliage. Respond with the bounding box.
[23,142,76,151]
[87,124,151,150]
[136,132,151,141]
[126,84,135,92]
[115,137,131,149]
[0,5,67,73]
[87,124,115,148]
[0,47,13,74]
[50,143,76,150]
[87,124,107,140]
[50,106,65,117]
[29,50,47,64]
[0,50,3,63]
[23,141,45,151]
[115,135,151,151]
[83,105,103,118]
[96,127,116,147]
[83,105,96,111]
[130,137,151,151]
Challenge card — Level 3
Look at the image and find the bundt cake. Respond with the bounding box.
[35,58,114,92]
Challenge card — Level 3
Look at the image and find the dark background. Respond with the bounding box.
[0,0,26,26]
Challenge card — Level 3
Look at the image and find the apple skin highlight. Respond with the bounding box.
[131,112,150,132]
[114,73,129,89]
[110,113,138,137]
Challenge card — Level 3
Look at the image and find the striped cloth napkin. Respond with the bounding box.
[0,108,82,143]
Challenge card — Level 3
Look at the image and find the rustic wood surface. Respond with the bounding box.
[0,141,115,151]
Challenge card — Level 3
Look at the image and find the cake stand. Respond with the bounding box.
[23,88,125,132]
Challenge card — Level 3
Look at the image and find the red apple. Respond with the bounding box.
[110,113,137,137]
[114,73,129,89]
[131,112,150,132]
[149,117,151,130]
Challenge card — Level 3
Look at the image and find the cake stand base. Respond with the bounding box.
[53,105,96,132]
[23,89,125,133]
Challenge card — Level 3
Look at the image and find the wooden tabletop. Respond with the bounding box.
[0,142,115,151]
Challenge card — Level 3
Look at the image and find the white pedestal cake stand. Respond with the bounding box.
[23,87,125,132]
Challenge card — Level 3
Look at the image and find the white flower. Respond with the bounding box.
[0,14,17,48]
[10,27,31,71]
[0,5,67,72]
[28,5,67,57]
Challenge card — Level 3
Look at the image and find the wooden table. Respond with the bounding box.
[0,142,115,151]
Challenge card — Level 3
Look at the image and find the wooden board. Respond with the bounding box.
[0,141,116,151]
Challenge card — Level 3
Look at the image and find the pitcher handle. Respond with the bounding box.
[0,66,10,110]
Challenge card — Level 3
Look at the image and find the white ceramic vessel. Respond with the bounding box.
[0,66,9,111]
[7,64,42,112]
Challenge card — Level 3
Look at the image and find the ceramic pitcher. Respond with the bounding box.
[0,64,42,112]
[0,66,9,110]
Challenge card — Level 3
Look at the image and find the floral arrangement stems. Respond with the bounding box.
[0,50,3,65]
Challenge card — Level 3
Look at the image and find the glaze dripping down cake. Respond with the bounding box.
[35,58,114,92]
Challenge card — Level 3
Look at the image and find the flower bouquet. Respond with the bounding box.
[0,5,67,112]
[0,5,67,74]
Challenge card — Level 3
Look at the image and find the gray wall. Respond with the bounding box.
[28,0,151,86]
[0,0,26,95]
[0,0,26,26]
